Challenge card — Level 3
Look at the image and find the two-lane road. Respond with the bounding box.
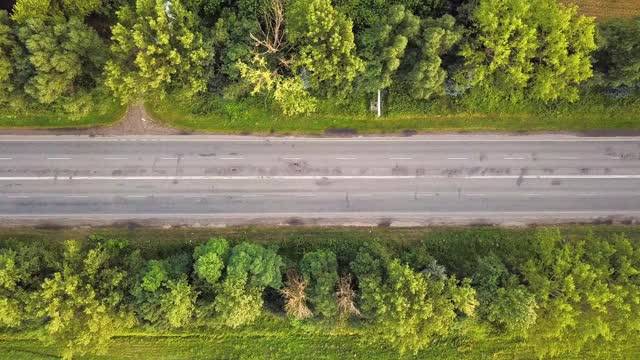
[1,135,639,225]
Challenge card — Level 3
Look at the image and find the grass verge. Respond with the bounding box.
[146,91,640,135]
[0,95,125,129]
[1,225,640,359]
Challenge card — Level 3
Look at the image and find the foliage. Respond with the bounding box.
[300,250,339,317]
[214,242,283,327]
[593,17,640,89]
[457,0,597,103]
[280,271,313,319]
[105,0,211,104]
[37,238,139,359]
[287,0,364,98]
[193,237,229,286]
[351,248,477,354]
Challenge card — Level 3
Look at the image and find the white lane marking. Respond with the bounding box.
[3,136,640,142]
[448,157,468,160]
[47,157,71,160]
[104,157,128,160]
[7,195,29,198]
[0,158,12,160]
[241,194,264,197]
[417,193,434,196]
[2,174,640,181]
[183,195,203,198]
[526,193,543,196]
[294,194,317,197]
[336,157,357,160]
[283,157,302,160]
[355,193,373,197]
[555,157,580,160]
[220,157,244,160]
[576,193,600,196]
[66,195,88,198]
[161,157,179,160]
[390,157,413,160]
[466,193,486,197]
[126,195,149,198]
[504,157,525,160]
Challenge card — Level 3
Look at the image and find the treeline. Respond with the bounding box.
[0,0,639,118]
[1,228,640,359]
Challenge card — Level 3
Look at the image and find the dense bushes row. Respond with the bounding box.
[0,0,639,119]
[1,228,639,358]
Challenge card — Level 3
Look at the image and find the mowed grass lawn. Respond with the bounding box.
[2,225,640,359]
[563,0,640,19]
[146,92,640,135]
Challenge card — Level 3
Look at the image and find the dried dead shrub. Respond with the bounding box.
[336,274,360,319]
[280,270,313,320]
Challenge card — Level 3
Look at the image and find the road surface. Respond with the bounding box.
[0,135,639,226]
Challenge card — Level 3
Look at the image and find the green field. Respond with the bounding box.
[146,91,640,135]
[1,225,640,359]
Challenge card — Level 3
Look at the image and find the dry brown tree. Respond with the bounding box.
[250,0,286,55]
[336,274,361,319]
[280,270,313,320]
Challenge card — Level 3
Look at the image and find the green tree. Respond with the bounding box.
[352,250,476,354]
[38,238,139,359]
[105,0,211,103]
[403,15,460,99]
[473,254,537,334]
[132,254,194,328]
[519,228,640,357]
[358,5,420,93]
[214,242,283,327]
[193,237,229,286]
[593,18,640,89]
[9,0,108,114]
[286,0,364,97]
[0,11,17,102]
[300,250,339,317]
[457,0,596,103]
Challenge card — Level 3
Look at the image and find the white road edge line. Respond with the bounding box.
[2,175,640,180]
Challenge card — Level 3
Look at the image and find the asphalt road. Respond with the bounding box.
[1,135,639,226]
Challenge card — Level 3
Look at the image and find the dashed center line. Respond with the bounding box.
[161,157,179,160]
[283,157,303,160]
[556,157,580,160]
[448,157,469,160]
[66,195,89,198]
[336,157,357,160]
[220,157,244,160]
[527,193,543,196]
[48,157,71,160]
[390,157,413,160]
[241,194,264,197]
[7,195,29,198]
[294,194,317,197]
[504,157,525,160]
[104,157,129,160]
[0,158,12,160]
[466,193,486,197]
[126,195,149,198]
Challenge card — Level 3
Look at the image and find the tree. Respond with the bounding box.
[473,254,537,334]
[300,250,339,317]
[403,15,461,99]
[237,55,317,116]
[38,238,139,359]
[105,0,211,104]
[358,5,420,93]
[132,254,195,328]
[0,11,18,103]
[214,242,283,327]
[519,228,640,357]
[593,18,640,89]
[9,0,108,114]
[286,0,364,98]
[457,0,596,103]
[193,237,229,286]
[351,249,476,354]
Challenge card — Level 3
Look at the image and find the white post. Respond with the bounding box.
[377,89,382,118]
